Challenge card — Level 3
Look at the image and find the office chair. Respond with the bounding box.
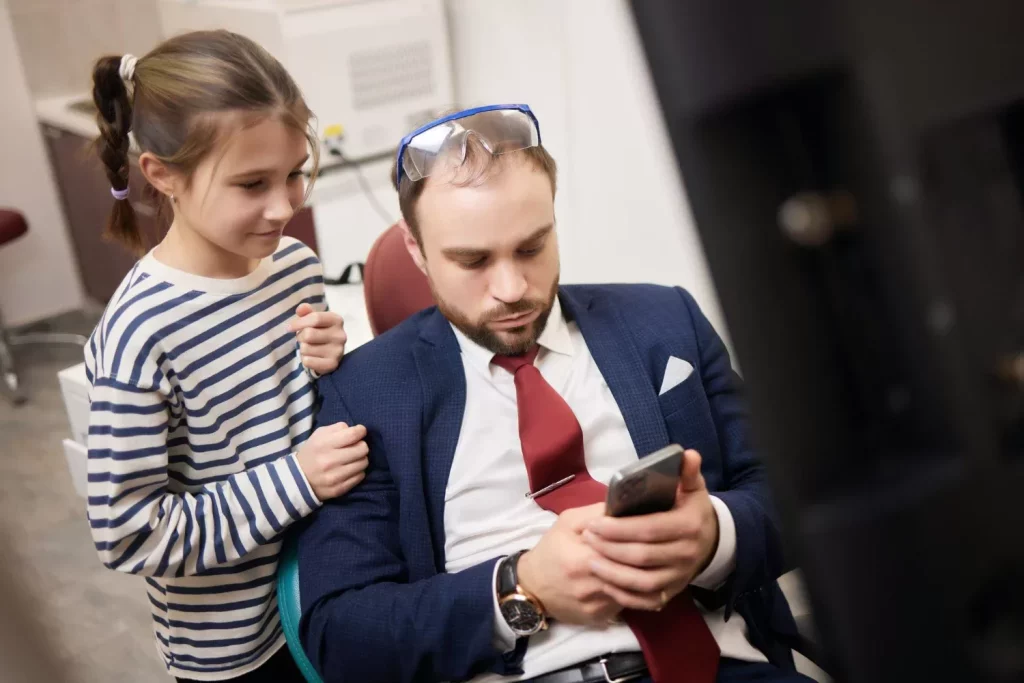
[361,223,435,336]
[0,209,87,405]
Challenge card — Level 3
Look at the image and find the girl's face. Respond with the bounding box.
[171,114,310,262]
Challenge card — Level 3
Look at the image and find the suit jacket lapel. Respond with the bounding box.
[413,312,528,673]
[560,287,670,459]
[413,309,466,570]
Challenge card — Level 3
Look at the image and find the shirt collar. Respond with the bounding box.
[451,296,573,376]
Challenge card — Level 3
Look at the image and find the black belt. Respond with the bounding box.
[524,653,648,683]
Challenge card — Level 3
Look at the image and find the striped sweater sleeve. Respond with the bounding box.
[86,375,321,577]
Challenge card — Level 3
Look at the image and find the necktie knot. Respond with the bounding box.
[491,345,540,374]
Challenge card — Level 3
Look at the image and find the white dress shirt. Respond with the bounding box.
[442,298,768,681]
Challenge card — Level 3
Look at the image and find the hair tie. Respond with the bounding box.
[119,54,138,84]
[111,186,130,201]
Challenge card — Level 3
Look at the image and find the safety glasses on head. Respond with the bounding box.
[395,104,541,187]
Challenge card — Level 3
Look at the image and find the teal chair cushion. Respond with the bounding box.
[278,536,324,683]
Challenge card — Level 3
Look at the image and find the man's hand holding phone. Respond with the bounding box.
[516,503,623,626]
[582,449,720,612]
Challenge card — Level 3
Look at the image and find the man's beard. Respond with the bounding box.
[432,278,559,356]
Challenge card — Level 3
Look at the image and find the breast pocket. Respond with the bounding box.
[657,372,703,418]
[658,373,721,467]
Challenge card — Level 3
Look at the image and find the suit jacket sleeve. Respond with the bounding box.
[297,371,506,683]
[678,288,787,615]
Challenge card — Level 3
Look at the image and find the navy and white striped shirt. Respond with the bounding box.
[84,237,325,680]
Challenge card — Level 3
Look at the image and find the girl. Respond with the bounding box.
[84,30,368,682]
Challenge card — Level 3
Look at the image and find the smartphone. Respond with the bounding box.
[605,444,684,517]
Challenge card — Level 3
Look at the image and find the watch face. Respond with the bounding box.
[500,595,543,636]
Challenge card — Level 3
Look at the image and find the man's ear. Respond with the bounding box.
[400,219,428,276]
[138,152,180,200]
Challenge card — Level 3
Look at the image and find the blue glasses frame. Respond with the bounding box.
[394,103,542,187]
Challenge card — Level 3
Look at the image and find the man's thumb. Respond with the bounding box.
[679,449,705,493]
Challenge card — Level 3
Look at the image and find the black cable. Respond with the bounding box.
[328,147,395,226]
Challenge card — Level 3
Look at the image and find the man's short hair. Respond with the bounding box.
[391,140,558,248]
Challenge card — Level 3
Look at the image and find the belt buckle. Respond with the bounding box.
[598,657,643,683]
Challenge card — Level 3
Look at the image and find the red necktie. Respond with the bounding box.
[493,348,720,683]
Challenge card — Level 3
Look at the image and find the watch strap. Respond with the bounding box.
[497,550,527,597]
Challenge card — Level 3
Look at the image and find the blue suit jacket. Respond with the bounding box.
[297,284,797,683]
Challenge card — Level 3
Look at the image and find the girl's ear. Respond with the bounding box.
[138,152,181,200]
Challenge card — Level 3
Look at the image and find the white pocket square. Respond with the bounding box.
[659,356,694,395]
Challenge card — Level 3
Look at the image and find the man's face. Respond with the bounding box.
[408,160,559,355]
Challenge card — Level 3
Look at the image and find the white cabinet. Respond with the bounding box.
[58,363,90,500]
[157,0,455,161]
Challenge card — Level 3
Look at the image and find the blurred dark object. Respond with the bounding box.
[629,1,1024,682]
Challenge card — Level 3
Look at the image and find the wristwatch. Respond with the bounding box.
[496,550,547,637]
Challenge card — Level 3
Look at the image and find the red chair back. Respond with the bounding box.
[363,224,435,336]
[0,210,28,247]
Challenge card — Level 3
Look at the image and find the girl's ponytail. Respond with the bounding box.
[92,54,142,253]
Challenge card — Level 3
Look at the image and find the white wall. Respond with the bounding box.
[309,158,400,278]
[445,0,727,336]
[0,0,84,327]
[1,0,726,333]
[8,0,162,98]
[444,0,574,269]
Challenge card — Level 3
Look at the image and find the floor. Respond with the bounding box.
[0,310,171,682]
